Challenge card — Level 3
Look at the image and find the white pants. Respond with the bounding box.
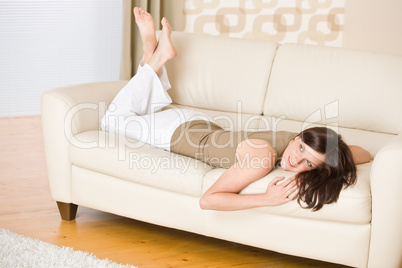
[101,62,212,151]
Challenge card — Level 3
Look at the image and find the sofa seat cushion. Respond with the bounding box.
[203,163,372,224]
[71,131,371,224]
[70,131,212,197]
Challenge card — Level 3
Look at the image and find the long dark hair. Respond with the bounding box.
[295,127,357,211]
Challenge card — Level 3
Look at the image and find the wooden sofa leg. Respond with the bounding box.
[56,201,78,221]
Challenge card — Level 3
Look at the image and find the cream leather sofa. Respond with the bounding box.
[41,32,402,268]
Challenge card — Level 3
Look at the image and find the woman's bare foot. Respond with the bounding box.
[147,17,177,73]
[157,17,177,60]
[133,7,157,63]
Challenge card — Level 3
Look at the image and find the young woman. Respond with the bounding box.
[101,8,371,212]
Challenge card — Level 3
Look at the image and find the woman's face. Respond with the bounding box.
[281,136,326,172]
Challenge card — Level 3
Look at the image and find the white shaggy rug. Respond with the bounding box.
[0,229,137,268]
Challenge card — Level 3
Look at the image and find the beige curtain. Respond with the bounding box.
[120,0,185,80]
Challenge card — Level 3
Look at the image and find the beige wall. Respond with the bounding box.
[343,0,402,55]
[183,0,402,56]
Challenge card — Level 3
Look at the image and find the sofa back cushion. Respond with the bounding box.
[263,44,402,134]
[166,32,278,115]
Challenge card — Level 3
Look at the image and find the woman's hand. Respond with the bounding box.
[262,176,298,206]
[199,139,298,211]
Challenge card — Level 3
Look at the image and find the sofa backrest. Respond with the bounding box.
[263,44,402,135]
[166,32,278,115]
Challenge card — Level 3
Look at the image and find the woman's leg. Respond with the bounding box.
[101,12,177,131]
[133,7,176,73]
[133,7,157,64]
[146,17,177,74]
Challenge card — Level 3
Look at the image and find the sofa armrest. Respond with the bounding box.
[41,80,128,203]
[368,133,402,268]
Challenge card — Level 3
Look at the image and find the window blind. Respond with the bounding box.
[0,0,123,116]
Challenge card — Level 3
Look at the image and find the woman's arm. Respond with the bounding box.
[199,139,298,211]
[349,145,371,165]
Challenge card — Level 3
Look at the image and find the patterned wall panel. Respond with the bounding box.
[183,0,345,46]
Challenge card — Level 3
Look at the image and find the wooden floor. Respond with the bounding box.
[0,116,348,268]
